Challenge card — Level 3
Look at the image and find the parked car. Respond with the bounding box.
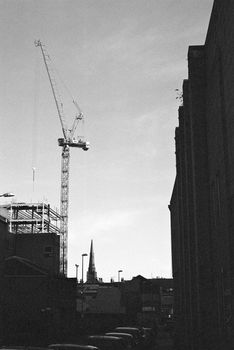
[105,333,135,349]
[86,335,127,350]
[49,345,98,350]
[164,319,174,336]
[0,347,49,350]
[113,328,143,346]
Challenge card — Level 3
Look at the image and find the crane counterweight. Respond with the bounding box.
[58,138,90,150]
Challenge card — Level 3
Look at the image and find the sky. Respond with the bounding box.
[0,0,214,282]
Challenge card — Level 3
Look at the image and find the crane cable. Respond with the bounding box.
[51,57,84,119]
[32,48,40,199]
[38,42,86,140]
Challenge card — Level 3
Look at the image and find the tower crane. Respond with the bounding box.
[35,40,89,276]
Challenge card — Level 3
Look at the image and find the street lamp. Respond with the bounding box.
[82,253,88,284]
[118,269,123,282]
[0,192,15,197]
[75,264,79,281]
[81,253,88,318]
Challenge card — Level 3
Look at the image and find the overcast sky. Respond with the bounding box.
[0,0,214,282]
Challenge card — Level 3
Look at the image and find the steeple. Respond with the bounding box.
[86,240,98,283]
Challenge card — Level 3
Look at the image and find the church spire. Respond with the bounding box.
[86,239,98,283]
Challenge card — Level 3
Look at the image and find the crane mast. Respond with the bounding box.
[35,40,89,276]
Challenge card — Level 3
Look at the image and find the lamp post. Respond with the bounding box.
[75,264,79,282]
[81,253,88,318]
[118,269,123,282]
[82,253,88,284]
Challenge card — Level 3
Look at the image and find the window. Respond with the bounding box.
[44,246,53,257]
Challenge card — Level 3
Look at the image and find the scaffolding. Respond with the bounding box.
[0,202,61,235]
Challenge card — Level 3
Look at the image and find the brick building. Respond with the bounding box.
[0,256,77,345]
[0,215,14,271]
[118,276,173,327]
[169,1,234,349]
[0,202,61,276]
[14,233,60,275]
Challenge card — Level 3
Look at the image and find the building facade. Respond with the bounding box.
[0,202,61,275]
[169,1,234,349]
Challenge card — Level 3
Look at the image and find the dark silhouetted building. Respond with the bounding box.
[120,276,173,327]
[76,274,173,333]
[0,256,77,345]
[169,1,234,349]
[0,203,77,345]
[14,233,60,275]
[0,214,14,274]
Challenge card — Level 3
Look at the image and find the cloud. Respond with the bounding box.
[82,208,140,237]
[68,207,135,244]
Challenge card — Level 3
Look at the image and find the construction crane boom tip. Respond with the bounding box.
[34,40,41,47]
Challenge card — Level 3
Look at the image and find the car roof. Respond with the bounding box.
[88,336,121,340]
[49,345,98,350]
[115,327,139,330]
[106,332,133,338]
[1,348,48,350]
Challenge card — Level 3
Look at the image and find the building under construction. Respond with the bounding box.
[0,202,61,275]
[2,202,61,235]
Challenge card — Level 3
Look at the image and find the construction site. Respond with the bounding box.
[1,202,61,235]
